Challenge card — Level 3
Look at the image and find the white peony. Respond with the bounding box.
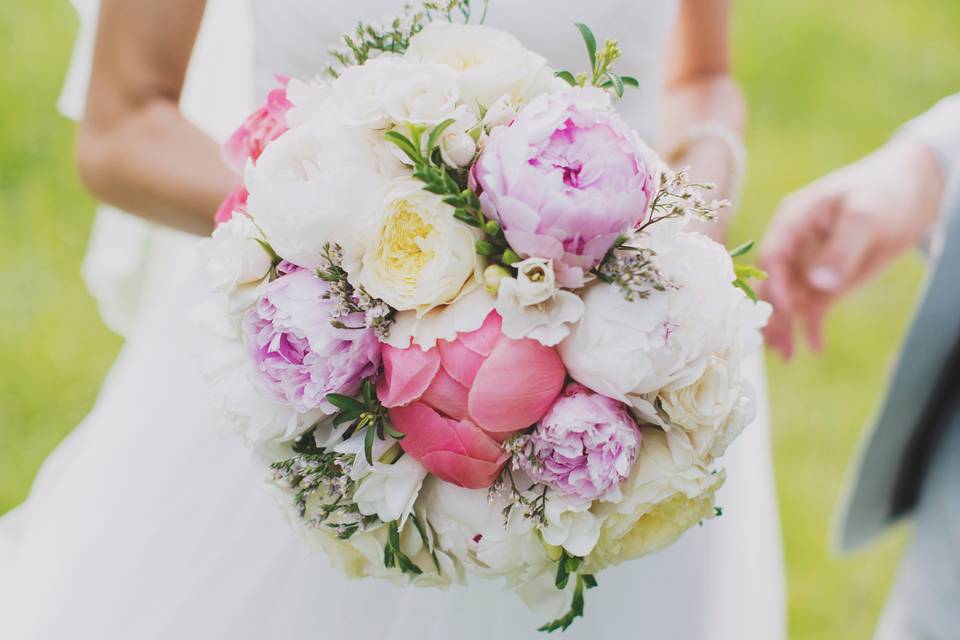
[245,118,404,270]
[559,228,770,412]
[589,428,725,570]
[404,23,555,109]
[352,454,428,526]
[356,177,480,316]
[495,258,584,346]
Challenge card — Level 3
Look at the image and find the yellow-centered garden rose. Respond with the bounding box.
[357,178,479,315]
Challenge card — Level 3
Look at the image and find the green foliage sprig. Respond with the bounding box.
[538,550,598,633]
[555,23,640,98]
[385,123,521,267]
[326,379,404,465]
[728,240,768,302]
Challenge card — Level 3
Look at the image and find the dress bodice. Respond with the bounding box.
[251,0,679,139]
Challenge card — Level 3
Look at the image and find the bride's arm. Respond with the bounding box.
[659,0,745,242]
[75,0,234,235]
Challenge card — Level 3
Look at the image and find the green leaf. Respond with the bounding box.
[574,23,597,70]
[620,75,640,88]
[382,416,405,440]
[554,557,570,590]
[454,209,482,227]
[332,409,363,427]
[733,278,758,302]
[425,118,457,157]
[475,240,499,256]
[537,573,595,633]
[325,394,365,412]
[607,73,624,98]
[364,421,377,465]
[362,379,375,406]
[564,555,583,573]
[554,70,577,86]
[734,263,768,281]
[728,239,755,258]
[384,130,421,164]
[254,238,281,263]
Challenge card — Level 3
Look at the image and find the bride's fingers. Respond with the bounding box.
[758,265,796,359]
[800,294,832,353]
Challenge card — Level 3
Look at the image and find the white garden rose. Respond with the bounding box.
[656,354,757,462]
[589,428,725,570]
[559,228,770,411]
[357,177,481,315]
[495,258,584,346]
[404,22,555,109]
[201,214,272,294]
[245,118,404,270]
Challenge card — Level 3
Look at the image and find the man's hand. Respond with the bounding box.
[758,140,945,359]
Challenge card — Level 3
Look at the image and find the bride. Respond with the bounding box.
[0,1,785,638]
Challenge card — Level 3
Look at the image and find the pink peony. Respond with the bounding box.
[214,184,248,226]
[519,383,640,501]
[471,88,657,288]
[244,269,380,414]
[378,312,565,488]
[222,76,293,175]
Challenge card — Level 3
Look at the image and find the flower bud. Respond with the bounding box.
[440,131,477,168]
[502,249,522,265]
[483,95,517,129]
[483,264,511,295]
[483,219,501,236]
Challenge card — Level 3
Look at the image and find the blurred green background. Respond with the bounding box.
[1,1,958,638]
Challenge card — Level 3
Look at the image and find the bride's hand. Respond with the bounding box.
[758,139,945,359]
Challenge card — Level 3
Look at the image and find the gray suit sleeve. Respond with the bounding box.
[897,93,960,176]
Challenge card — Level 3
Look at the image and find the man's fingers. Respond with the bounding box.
[806,210,873,294]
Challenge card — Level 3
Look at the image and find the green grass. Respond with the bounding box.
[2,1,959,638]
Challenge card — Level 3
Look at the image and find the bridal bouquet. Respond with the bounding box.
[197,0,770,631]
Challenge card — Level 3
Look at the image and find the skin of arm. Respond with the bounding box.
[659,0,745,242]
[75,0,236,236]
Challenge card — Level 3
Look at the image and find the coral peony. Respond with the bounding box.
[378,311,565,488]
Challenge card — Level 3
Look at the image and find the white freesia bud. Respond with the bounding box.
[440,130,477,167]
[483,94,518,129]
[495,258,584,346]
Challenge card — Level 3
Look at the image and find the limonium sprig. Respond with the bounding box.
[326,0,489,77]
[555,23,640,99]
[316,242,395,339]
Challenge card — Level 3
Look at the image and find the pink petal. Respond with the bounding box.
[437,338,486,387]
[468,338,566,433]
[421,450,509,489]
[420,366,469,421]
[390,403,464,459]
[376,343,440,408]
[457,311,503,357]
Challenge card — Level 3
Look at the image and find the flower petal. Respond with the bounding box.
[376,343,441,408]
[420,365,470,420]
[421,450,509,489]
[468,338,565,433]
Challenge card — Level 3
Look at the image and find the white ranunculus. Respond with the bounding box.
[540,492,602,557]
[200,214,272,294]
[245,118,404,270]
[404,22,555,109]
[495,258,584,346]
[351,454,428,526]
[589,428,724,570]
[356,177,481,316]
[559,229,770,411]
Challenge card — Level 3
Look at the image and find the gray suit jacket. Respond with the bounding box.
[836,169,960,552]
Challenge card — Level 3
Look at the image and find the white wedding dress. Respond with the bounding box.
[0,1,785,638]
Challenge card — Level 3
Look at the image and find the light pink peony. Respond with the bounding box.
[222,76,293,174]
[244,269,380,414]
[214,184,248,226]
[519,383,641,501]
[471,88,657,287]
[378,311,565,488]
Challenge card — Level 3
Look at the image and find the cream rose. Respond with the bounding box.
[404,22,554,109]
[356,177,480,315]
